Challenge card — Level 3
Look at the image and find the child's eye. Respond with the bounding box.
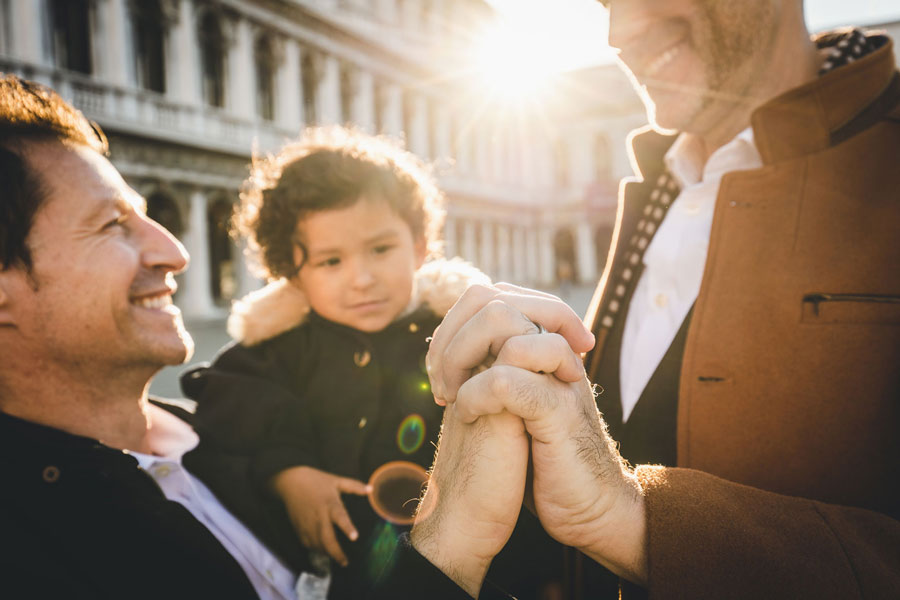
[317,257,341,268]
[373,244,395,254]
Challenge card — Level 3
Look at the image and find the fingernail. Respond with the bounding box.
[350,531,358,541]
[366,484,374,494]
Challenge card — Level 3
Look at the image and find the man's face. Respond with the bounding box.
[293,197,426,333]
[7,141,193,373]
[606,0,779,133]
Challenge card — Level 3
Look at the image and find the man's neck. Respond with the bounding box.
[690,23,822,166]
[0,361,158,452]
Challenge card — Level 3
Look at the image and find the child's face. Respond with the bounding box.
[292,197,427,333]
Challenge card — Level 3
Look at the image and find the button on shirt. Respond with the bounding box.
[619,128,762,422]
[129,447,297,600]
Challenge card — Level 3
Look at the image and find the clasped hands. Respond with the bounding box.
[412,284,648,596]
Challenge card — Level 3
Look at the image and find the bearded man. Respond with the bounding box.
[369,0,900,598]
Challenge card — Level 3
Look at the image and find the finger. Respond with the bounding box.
[494,282,561,300]
[319,519,349,567]
[330,501,360,543]
[337,477,371,496]
[493,333,586,383]
[437,299,541,403]
[427,284,502,403]
[454,365,592,442]
[435,294,593,403]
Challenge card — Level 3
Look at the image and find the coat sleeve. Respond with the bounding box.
[634,465,900,599]
[366,534,514,600]
[181,337,318,465]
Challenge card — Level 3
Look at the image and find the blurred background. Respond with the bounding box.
[0,0,897,396]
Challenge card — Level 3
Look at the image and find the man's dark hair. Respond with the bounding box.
[0,74,108,271]
[235,126,445,280]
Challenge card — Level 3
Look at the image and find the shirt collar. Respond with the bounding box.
[664,127,759,188]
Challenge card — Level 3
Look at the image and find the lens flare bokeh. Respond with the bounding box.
[396,413,425,455]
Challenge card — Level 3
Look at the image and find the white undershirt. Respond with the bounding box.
[618,127,762,423]
[129,445,298,600]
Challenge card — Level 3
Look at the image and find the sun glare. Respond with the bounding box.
[473,22,562,103]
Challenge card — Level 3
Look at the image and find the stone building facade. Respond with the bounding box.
[0,0,646,322]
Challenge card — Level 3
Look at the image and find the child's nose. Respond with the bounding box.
[350,261,376,288]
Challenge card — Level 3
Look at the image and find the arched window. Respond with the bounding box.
[255,35,276,121]
[198,12,226,108]
[301,49,319,124]
[49,0,92,74]
[132,0,166,93]
[207,198,236,304]
[373,79,385,133]
[554,228,577,284]
[340,63,355,125]
[146,191,183,239]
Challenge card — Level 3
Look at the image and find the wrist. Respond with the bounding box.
[579,474,648,586]
[410,513,492,597]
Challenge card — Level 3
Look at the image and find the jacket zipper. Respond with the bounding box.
[802,293,900,316]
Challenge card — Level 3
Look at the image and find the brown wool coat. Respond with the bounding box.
[585,39,900,598]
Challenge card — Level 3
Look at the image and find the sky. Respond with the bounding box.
[482,0,900,71]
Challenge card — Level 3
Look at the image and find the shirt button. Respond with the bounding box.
[354,350,371,367]
[654,293,668,308]
[154,466,171,478]
[358,417,368,429]
[42,465,61,483]
[408,322,419,333]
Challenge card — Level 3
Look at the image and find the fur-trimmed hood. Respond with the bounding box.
[227,258,491,346]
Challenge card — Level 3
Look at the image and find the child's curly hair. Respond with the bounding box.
[234,126,445,281]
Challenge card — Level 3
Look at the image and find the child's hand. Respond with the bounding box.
[272,466,371,567]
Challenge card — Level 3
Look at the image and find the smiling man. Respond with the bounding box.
[369,0,900,598]
[0,75,298,599]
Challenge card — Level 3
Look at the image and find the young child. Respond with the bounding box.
[181,127,562,599]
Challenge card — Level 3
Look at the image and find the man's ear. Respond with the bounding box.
[0,270,17,327]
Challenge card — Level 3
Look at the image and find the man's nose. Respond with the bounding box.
[606,0,651,54]
[141,214,190,275]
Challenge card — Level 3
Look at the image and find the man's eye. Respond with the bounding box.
[103,215,126,230]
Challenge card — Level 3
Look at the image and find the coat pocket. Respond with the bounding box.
[801,293,900,324]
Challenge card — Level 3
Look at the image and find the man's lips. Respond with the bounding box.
[625,37,688,81]
[130,288,178,310]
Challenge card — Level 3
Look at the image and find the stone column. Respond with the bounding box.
[576,220,598,284]
[351,69,376,133]
[495,224,511,283]
[407,92,428,158]
[277,38,302,132]
[462,219,477,265]
[316,54,341,125]
[443,216,457,259]
[538,225,555,286]
[526,227,540,285]
[94,0,130,86]
[9,0,47,64]
[227,17,254,117]
[433,103,451,162]
[169,0,201,105]
[180,190,216,318]
[381,83,403,138]
[479,221,495,279]
[512,226,526,283]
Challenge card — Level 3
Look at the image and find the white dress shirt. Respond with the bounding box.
[618,127,762,423]
[129,445,298,600]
